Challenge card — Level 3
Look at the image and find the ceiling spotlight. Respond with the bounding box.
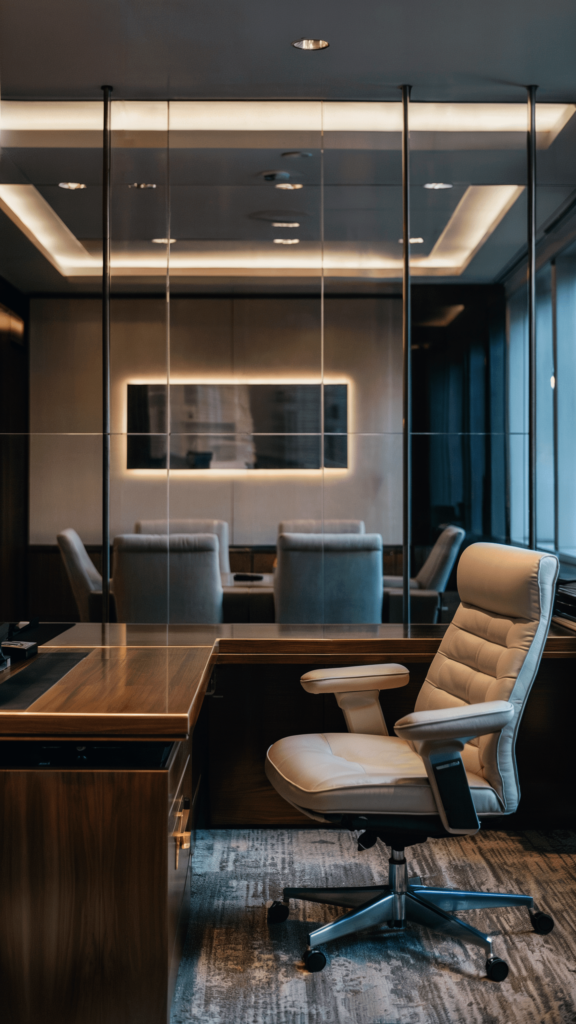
[275,183,303,190]
[151,238,176,244]
[282,151,313,159]
[424,182,453,190]
[398,237,424,244]
[58,182,86,190]
[261,170,291,182]
[274,238,300,244]
[292,38,329,50]
[272,221,300,228]
[129,183,157,189]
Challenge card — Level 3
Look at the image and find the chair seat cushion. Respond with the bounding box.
[265,733,501,817]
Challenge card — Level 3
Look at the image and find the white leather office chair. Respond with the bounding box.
[279,520,365,535]
[134,518,231,574]
[57,528,104,622]
[113,533,223,623]
[265,543,558,981]
[275,532,383,624]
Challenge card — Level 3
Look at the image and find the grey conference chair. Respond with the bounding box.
[275,532,383,624]
[57,527,103,622]
[134,518,230,574]
[265,542,558,981]
[279,519,365,535]
[113,533,223,623]
[383,525,465,624]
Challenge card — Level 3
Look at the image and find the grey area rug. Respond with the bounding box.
[171,829,576,1024]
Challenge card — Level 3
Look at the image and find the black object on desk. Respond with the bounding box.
[233,572,264,582]
[0,651,89,710]
[1,640,38,662]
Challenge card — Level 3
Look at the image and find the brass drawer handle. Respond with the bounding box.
[172,798,191,868]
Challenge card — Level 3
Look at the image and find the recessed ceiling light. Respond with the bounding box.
[275,183,303,190]
[151,238,176,244]
[424,182,453,190]
[272,221,300,227]
[58,182,86,190]
[273,238,300,244]
[398,237,424,243]
[129,183,157,189]
[282,151,313,158]
[292,39,329,50]
[261,170,291,182]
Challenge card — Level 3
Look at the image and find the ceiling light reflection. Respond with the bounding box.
[275,183,303,190]
[58,182,86,190]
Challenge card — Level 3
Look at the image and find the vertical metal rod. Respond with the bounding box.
[527,84,537,549]
[101,85,112,625]
[402,85,412,626]
[551,260,559,552]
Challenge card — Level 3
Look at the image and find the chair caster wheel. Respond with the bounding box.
[302,948,327,973]
[486,956,509,982]
[530,910,554,935]
[267,900,289,924]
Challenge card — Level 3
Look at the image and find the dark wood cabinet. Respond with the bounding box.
[0,738,193,1024]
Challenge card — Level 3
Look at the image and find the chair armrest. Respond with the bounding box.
[301,663,409,694]
[394,700,513,743]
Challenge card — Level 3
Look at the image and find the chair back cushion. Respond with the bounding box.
[113,533,223,623]
[134,518,230,573]
[275,532,383,624]
[415,525,465,591]
[279,519,365,535]
[57,528,102,622]
[414,542,558,813]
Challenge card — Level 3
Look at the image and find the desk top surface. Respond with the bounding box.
[1,621,574,741]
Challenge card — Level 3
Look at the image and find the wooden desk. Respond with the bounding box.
[1,621,575,1024]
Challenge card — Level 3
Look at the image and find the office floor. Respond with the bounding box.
[171,828,576,1024]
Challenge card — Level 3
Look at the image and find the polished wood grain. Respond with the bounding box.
[0,745,192,1024]
[0,646,216,740]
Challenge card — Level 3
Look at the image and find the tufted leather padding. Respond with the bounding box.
[415,544,558,811]
[279,519,365,535]
[265,733,501,817]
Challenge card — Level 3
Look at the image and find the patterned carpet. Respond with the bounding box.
[171,828,576,1024]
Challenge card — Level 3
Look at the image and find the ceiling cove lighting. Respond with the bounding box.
[272,221,300,227]
[58,182,86,190]
[275,183,303,190]
[292,39,329,50]
[273,238,300,244]
[424,183,453,190]
[2,102,573,143]
[151,238,176,244]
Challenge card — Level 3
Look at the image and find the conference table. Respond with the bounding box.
[1,620,575,1024]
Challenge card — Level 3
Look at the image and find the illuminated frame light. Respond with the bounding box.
[120,376,352,477]
[1,100,573,143]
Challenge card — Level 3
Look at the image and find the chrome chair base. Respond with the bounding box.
[273,848,542,979]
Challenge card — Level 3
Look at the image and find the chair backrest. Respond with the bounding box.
[57,528,102,622]
[415,542,558,814]
[113,534,223,623]
[275,532,383,624]
[279,519,365,535]
[134,518,230,573]
[415,525,466,591]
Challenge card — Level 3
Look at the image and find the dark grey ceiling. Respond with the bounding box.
[1,0,576,103]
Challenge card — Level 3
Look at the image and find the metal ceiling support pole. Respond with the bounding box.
[527,84,537,550]
[101,85,112,625]
[402,85,412,626]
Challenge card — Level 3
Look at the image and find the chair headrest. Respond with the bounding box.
[278,532,382,552]
[457,542,558,620]
[114,533,219,553]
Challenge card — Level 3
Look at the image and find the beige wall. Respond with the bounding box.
[29,295,402,545]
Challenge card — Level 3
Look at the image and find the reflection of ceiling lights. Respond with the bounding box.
[129,183,156,189]
[424,183,453,190]
[262,170,290,182]
[399,237,424,243]
[282,151,312,158]
[273,221,300,227]
[292,39,329,50]
[275,183,303,190]
[151,238,176,244]
[58,182,86,190]
[273,238,300,244]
